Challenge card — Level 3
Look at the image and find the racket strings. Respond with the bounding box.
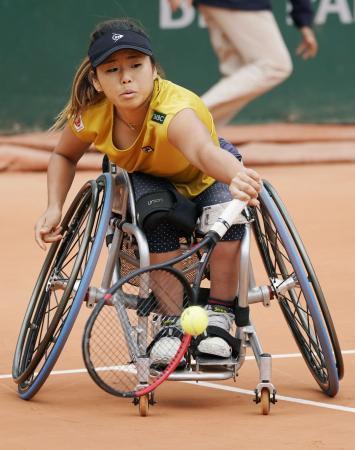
[118,237,205,286]
[85,268,192,396]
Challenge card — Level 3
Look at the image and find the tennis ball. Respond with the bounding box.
[180,306,208,336]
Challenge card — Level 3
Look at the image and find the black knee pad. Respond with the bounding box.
[136,189,198,235]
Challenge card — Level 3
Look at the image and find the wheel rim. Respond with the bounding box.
[262,180,344,380]
[253,190,338,396]
[13,180,105,387]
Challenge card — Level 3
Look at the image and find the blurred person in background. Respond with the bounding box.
[168,0,318,126]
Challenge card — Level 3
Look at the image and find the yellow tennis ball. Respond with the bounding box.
[180,306,208,336]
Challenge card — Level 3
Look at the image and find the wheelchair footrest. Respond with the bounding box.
[195,356,240,366]
[168,367,235,381]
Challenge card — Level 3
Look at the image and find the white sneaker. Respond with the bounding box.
[149,336,182,368]
[197,305,235,358]
[149,316,185,369]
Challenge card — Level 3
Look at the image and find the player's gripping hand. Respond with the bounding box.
[229,168,262,207]
[35,207,63,250]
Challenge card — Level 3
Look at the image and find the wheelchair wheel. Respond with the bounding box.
[262,180,344,380]
[253,182,340,397]
[12,174,113,399]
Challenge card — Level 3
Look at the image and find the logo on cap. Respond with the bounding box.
[112,33,124,42]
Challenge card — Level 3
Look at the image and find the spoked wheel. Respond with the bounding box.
[262,180,344,380]
[252,181,340,397]
[12,174,113,399]
[260,388,270,415]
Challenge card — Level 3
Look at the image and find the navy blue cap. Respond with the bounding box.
[88,30,153,68]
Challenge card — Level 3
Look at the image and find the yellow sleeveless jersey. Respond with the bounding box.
[69,77,220,198]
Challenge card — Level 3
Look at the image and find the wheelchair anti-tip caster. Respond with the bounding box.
[139,394,149,417]
[133,392,156,417]
[254,386,277,415]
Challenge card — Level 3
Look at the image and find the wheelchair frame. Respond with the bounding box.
[12,167,343,416]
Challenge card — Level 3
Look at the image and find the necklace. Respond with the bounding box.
[118,114,138,131]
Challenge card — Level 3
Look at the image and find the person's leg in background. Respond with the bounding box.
[199,6,293,126]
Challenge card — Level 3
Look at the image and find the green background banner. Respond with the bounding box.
[1,0,354,132]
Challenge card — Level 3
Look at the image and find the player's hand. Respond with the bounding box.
[229,168,262,207]
[168,0,193,12]
[296,27,318,60]
[35,207,63,251]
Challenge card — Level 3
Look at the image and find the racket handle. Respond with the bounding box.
[209,198,246,238]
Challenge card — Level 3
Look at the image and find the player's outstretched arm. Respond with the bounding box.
[167,108,261,206]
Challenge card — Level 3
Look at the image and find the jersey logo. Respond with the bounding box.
[151,111,166,124]
[142,146,154,153]
[73,115,84,132]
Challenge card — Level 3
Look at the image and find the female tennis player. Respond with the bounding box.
[34,18,261,365]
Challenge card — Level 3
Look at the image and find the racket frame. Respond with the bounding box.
[83,199,247,397]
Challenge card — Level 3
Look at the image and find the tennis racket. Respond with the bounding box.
[82,198,246,398]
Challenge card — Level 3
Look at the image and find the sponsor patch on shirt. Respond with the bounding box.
[151,111,166,124]
[73,115,84,132]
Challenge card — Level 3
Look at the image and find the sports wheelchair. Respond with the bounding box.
[12,164,343,416]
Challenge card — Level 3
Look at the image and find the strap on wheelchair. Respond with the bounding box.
[102,154,110,173]
[235,305,250,327]
[195,289,250,327]
[192,326,241,358]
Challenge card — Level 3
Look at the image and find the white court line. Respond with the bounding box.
[245,349,355,361]
[3,349,355,379]
[182,381,355,414]
[2,350,355,413]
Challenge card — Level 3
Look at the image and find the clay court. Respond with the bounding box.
[1,0,354,446]
[1,142,355,449]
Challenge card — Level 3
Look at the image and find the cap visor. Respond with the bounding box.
[92,45,153,67]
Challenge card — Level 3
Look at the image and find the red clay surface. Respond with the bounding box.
[1,162,355,450]
[1,124,355,171]
[220,123,355,143]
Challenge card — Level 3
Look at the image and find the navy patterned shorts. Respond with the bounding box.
[131,137,245,253]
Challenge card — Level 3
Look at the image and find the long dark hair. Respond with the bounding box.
[52,18,163,130]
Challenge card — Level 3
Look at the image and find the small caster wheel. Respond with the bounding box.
[260,387,270,415]
[139,394,149,417]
